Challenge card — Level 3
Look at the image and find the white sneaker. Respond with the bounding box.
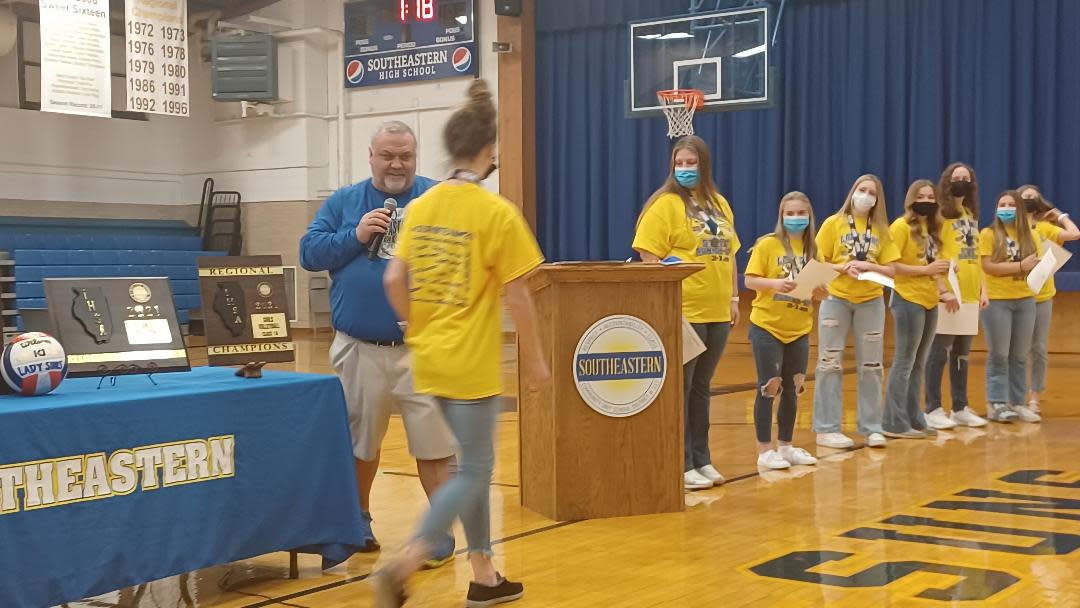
[951,408,988,428]
[925,409,957,430]
[696,464,725,485]
[866,433,887,448]
[987,402,1018,423]
[684,469,713,490]
[1028,400,1041,415]
[757,450,791,470]
[1012,405,1042,423]
[778,445,818,466]
[816,433,855,449]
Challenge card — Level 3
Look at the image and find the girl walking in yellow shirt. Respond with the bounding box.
[744,192,829,469]
[633,135,740,490]
[375,80,548,608]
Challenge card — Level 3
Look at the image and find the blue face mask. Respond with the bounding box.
[783,217,810,233]
[674,168,699,188]
[996,208,1017,223]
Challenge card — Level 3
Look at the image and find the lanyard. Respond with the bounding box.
[924,225,937,263]
[449,169,482,184]
[1005,235,1020,262]
[782,238,808,278]
[690,197,723,236]
[958,218,975,247]
[846,215,873,261]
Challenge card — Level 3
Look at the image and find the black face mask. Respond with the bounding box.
[950,180,971,197]
[481,163,498,180]
[1024,199,1039,213]
[912,202,938,217]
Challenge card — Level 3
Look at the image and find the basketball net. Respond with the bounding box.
[657,89,704,139]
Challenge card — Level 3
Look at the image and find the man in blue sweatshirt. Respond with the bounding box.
[300,121,455,565]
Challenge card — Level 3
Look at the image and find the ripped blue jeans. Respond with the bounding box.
[812,296,886,436]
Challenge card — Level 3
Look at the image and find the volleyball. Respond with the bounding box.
[1,332,68,396]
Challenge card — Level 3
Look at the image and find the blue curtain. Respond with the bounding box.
[536,0,1080,270]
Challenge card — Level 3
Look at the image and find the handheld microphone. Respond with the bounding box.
[368,198,397,260]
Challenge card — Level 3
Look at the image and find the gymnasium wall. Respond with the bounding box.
[0,0,502,326]
[0,0,500,206]
[535,0,1080,265]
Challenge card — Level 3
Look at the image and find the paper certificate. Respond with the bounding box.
[1048,241,1073,273]
[947,263,962,301]
[682,317,707,365]
[786,259,839,301]
[1026,246,1070,294]
[936,302,980,336]
[858,271,895,289]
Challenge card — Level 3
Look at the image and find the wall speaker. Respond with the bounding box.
[494,0,522,17]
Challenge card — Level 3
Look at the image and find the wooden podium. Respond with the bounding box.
[519,262,702,520]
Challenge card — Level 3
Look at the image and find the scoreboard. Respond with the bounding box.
[344,0,477,88]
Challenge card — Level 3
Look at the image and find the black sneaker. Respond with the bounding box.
[466,574,523,607]
[360,511,381,553]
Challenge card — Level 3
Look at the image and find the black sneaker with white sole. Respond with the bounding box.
[466,574,524,607]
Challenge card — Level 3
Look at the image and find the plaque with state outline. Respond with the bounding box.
[197,255,295,366]
[44,277,190,377]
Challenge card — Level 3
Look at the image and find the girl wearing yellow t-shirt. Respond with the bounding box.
[882,181,958,438]
[812,174,900,450]
[1018,185,1080,415]
[377,80,546,608]
[744,192,829,470]
[978,190,1046,424]
[632,135,740,491]
[925,163,989,429]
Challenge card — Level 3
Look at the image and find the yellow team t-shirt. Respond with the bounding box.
[1035,221,1065,302]
[745,234,817,343]
[890,217,955,310]
[977,225,1043,301]
[940,210,983,303]
[816,213,901,303]
[395,182,545,400]
[633,192,741,323]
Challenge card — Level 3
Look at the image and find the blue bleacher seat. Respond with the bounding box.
[0,234,203,252]
[1,218,228,330]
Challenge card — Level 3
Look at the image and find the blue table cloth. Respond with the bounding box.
[0,366,370,607]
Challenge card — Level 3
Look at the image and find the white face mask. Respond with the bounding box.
[852,192,876,212]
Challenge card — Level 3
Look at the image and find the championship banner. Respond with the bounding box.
[39,0,112,117]
[343,0,477,89]
[197,256,295,367]
[125,0,190,116]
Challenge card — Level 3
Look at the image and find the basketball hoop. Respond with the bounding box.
[657,89,705,138]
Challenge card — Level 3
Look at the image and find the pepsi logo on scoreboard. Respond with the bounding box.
[452,47,472,72]
[343,0,478,89]
[346,59,365,84]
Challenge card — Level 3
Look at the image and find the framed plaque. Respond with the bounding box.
[197,255,295,366]
[43,277,190,377]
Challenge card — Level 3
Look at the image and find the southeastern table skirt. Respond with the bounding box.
[0,366,370,607]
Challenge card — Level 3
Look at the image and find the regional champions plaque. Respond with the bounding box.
[197,255,295,366]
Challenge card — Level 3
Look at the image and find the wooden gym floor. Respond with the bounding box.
[64,333,1080,607]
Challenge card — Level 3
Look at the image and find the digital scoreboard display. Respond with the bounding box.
[344,0,477,88]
